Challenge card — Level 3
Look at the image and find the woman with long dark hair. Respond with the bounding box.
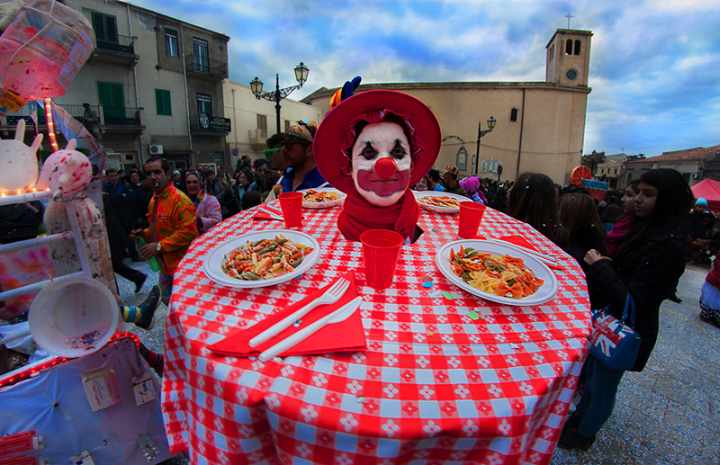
[559,192,606,267]
[559,169,694,450]
[508,172,565,245]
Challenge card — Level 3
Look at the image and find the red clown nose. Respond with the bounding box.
[374,157,398,179]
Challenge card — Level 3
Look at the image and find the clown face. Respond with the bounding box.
[351,122,412,206]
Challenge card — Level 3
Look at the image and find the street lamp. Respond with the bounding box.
[250,62,310,136]
[474,115,496,176]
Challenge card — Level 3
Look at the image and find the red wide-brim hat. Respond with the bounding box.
[313,90,441,190]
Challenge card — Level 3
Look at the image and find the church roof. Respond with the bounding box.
[301,80,590,103]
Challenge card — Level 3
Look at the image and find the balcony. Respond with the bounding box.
[0,104,144,137]
[190,114,231,136]
[90,34,139,66]
[185,54,228,81]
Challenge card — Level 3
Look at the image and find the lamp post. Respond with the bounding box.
[474,116,496,176]
[250,62,309,136]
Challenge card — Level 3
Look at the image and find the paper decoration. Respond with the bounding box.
[466,311,480,321]
[81,368,119,412]
[442,291,461,300]
[36,139,91,197]
[0,0,95,100]
[132,372,156,407]
[0,119,42,193]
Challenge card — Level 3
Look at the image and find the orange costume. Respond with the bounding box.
[142,183,198,274]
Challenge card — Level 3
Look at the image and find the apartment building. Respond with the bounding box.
[2,0,230,172]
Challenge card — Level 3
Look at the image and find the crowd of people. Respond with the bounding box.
[2,118,719,453]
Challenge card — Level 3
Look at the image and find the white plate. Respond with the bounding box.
[300,187,346,209]
[413,191,468,213]
[435,240,558,306]
[203,229,321,289]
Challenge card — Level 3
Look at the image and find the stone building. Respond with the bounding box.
[302,29,593,184]
[622,145,720,188]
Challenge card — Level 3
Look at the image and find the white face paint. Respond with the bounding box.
[351,122,412,206]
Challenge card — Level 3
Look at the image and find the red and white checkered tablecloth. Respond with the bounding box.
[162,202,591,465]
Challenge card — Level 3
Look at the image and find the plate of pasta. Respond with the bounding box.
[435,240,557,306]
[413,191,467,213]
[301,188,346,208]
[203,230,320,288]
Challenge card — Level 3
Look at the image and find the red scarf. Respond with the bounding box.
[606,213,634,257]
[338,189,419,241]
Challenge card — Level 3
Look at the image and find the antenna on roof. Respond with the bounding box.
[565,13,574,29]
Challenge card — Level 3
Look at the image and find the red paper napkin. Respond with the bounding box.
[253,210,280,221]
[253,205,283,221]
[208,272,366,357]
[497,234,538,252]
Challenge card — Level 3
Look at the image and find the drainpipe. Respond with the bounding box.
[126,3,143,164]
[232,87,239,150]
[178,26,194,163]
[515,88,526,179]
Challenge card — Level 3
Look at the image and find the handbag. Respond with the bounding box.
[589,294,641,370]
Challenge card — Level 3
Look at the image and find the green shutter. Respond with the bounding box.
[91,12,106,42]
[98,82,125,122]
[155,89,171,116]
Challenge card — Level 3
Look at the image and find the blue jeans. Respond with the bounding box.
[573,354,625,437]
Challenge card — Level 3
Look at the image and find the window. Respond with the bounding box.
[155,89,172,116]
[164,28,178,57]
[456,147,468,172]
[510,107,518,122]
[196,93,212,116]
[97,81,125,122]
[257,114,267,137]
[565,38,573,55]
[192,38,209,72]
[548,45,555,60]
[574,40,581,55]
[91,11,118,44]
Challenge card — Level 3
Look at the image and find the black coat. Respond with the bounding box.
[587,221,688,371]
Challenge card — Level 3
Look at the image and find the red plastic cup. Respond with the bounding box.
[360,229,404,290]
[458,202,486,239]
[279,192,303,228]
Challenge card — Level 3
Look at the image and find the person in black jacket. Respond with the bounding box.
[559,169,693,450]
[559,192,606,279]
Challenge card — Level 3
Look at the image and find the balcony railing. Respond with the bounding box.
[101,106,143,129]
[96,34,135,54]
[91,34,138,66]
[0,104,143,135]
[185,54,228,80]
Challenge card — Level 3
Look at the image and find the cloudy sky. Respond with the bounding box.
[133,0,719,156]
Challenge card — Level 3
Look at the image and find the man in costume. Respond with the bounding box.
[313,84,441,242]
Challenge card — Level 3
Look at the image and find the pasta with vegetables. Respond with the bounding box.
[222,235,314,280]
[449,246,544,298]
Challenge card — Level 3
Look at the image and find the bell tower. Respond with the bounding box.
[546,29,592,87]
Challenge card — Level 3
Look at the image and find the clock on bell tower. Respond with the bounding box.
[545,29,592,87]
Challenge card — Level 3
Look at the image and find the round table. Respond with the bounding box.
[162,201,591,465]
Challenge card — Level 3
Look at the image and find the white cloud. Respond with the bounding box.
[675,53,719,71]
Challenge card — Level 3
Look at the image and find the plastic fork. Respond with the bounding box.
[258,297,362,361]
[249,277,351,348]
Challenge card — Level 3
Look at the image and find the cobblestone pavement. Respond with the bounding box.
[118,262,720,465]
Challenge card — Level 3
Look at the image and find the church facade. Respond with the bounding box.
[302,29,593,184]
